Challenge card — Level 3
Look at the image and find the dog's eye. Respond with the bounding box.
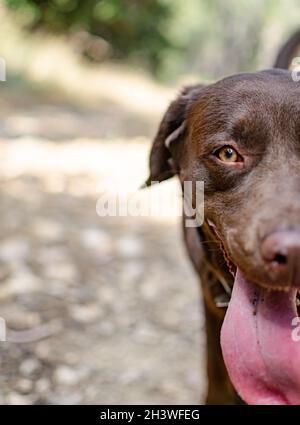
[215,146,241,163]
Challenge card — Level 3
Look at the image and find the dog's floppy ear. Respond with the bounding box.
[145,85,201,186]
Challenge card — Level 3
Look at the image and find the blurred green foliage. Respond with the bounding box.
[4,0,175,72]
[5,0,300,80]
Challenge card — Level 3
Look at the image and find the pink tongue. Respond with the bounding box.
[221,269,300,405]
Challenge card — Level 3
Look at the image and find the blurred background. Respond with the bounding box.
[0,0,300,405]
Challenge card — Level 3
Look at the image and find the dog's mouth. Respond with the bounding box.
[215,235,300,405]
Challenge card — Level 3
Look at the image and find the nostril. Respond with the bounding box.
[273,253,287,265]
[261,232,291,266]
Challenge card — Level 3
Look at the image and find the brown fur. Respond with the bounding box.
[147,69,300,404]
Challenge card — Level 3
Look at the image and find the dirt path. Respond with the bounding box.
[0,76,206,404]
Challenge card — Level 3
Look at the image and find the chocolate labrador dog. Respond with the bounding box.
[145,39,300,404]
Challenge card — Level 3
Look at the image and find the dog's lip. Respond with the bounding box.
[209,221,300,293]
[220,248,300,317]
[210,226,300,312]
[207,219,236,276]
[220,242,237,278]
[222,244,300,292]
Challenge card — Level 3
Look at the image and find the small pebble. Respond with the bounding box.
[15,379,33,394]
[6,392,32,405]
[19,358,41,378]
[35,378,51,394]
[54,366,80,386]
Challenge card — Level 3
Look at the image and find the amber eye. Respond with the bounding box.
[215,146,240,163]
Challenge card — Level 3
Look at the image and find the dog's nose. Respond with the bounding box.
[261,230,300,286]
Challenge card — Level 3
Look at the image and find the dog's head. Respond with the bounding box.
[147,69,300,405]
